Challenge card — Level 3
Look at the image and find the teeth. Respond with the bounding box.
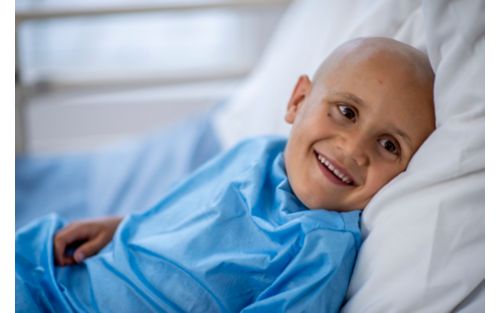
[316,153,352,184]
[333,168,342,177]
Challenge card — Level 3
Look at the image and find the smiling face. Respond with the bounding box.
[284,38,435,211]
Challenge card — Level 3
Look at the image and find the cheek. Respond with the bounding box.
[299,105,338,138]
[289,115,322,148]
[367,164,405,192]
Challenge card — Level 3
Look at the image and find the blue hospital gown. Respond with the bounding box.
[16,137,361,313]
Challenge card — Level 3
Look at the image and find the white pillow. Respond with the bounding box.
[214,0,485,311]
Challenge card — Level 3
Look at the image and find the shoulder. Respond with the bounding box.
[222,136,287,165]
[231,136,287,154]
[177,135,286,187]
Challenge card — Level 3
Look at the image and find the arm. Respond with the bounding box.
[53,216,123,266]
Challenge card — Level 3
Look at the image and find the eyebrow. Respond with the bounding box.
[332,92,366,107]
[393,129,413,150]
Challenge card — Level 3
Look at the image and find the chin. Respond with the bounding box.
[296,190,332,211]
[290,184,317,209]
[308,197,364,212]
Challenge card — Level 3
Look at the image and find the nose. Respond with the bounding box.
[336,132,370,167]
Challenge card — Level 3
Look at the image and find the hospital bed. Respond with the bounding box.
[16,0,484,311]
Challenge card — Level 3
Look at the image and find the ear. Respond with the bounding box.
[285,75,312,124]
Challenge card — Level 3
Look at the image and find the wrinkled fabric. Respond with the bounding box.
[16,113,221,230]
[16,137,361,313]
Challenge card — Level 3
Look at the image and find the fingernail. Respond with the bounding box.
[74,251,85,263]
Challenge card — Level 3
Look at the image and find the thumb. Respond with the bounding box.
[73,236,106,263]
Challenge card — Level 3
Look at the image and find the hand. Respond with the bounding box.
[53,216,123,266]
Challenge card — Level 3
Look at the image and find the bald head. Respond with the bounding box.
[313,37,434,92]
[310,37,435,138]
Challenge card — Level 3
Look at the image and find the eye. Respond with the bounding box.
[338,104,357,121]
[378,138,400,155]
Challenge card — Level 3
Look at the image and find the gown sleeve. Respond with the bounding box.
[241,227,359,313]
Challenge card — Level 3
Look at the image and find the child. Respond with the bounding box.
[16,37,435,312]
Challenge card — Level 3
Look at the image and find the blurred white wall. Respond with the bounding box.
[15,0,290,154]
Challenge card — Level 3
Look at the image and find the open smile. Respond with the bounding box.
[314,151,357,187]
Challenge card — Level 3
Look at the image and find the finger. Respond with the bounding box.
[56,223,96,244]
[59,256,77,267]
[73,235,107,263]
[53,232,71,266]
[54,234,85,266]
[53,224,94,266]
